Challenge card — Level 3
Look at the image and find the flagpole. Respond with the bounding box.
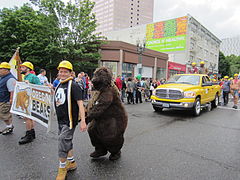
[15,47,22,81]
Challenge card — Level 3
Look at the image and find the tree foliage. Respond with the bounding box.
[218,51,230,77]
[0,0,104,77]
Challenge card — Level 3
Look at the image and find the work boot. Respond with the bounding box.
[56,167,67,180]
[19,131,33,145]
[66,161,77,171]
[90,150,107,158]
[109,151,121,161]
[21,129,35,139]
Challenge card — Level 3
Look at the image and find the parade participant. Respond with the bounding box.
[55,60,87,180]
[0,62,16,135]
[189,62,198,74]
[222,76,230,105]
[19,61,41,145]
[86,67,128,161]
[230,74,240,109]
[198,61,208,74]
[37,69,49,85]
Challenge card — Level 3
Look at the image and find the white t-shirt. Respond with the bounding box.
[37,74,49,85]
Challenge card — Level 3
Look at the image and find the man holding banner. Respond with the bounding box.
[55,60,87,180]
[18,61,41,145]
[0,62,16,135]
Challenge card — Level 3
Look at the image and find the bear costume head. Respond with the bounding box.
[92,67,113,91]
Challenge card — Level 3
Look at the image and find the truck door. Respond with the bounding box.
[202,76,212,103]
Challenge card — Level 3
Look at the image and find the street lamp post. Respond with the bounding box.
[136,40,146,76]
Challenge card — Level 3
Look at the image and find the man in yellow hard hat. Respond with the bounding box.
[188,62,199,74]
[54,60,87,180]
[18,61,41,145]
[0,62,16,135]
[230,74,240,109]
[222,76,230,105]
[199,61,208,74]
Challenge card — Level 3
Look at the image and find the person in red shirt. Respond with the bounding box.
[188,62,199,74]
[115,75,122,91]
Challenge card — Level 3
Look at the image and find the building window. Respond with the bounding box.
[131,21,133,24]
[131,8,133,10]
[137,18,139,21]
[137,14,139,16]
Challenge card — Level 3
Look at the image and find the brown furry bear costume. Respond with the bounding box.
[86,67,128,160]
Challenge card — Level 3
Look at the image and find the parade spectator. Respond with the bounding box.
[222,76,231,105]
[115,75,122,91]
[53,74,60,89]
[121,77,127,103]
[37,69,49,85]
[136,78,143,104]
[0,62,16,135]
[126,77,134,104]
[54,60,86,180]
[19,61,41,145]
[85,73,89,100]
[230,74,240,109]
[76,73,85,100]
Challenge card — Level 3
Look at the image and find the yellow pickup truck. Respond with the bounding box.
[151,74,221,116]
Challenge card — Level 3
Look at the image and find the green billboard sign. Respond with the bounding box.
[146,16,188,52]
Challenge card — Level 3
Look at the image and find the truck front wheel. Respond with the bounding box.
[211,94,219,108]
[193,98,201,116]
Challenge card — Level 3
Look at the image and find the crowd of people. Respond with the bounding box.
[113,75,166,104]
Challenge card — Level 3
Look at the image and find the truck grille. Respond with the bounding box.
[156,89,183,100]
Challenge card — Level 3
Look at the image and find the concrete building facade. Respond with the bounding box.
[220,36,240,56]
[100,41,168,79]
[104,15,221,75]
[92,0,153,34]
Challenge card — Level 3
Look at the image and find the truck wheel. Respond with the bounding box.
[153,106,163,112]
[211,94,219,108]
[193,98,201,116]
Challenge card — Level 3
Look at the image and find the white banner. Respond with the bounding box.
[10,82,53,130]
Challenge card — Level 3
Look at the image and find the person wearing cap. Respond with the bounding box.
[198,61,208,74]
[0,62,16,135]
[222,76,231,105]
[18,61,41,145]
[54,60,87,180]
[230,74,240,109]
[188,62,199,74]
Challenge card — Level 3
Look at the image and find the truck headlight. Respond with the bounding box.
[184,91,196,98]
[152,89,156,96]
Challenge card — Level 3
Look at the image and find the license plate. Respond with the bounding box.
[162,103,170,108]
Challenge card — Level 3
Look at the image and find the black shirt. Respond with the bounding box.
[55,80,83,127]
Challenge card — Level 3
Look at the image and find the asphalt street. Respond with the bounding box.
[0,101,240,180]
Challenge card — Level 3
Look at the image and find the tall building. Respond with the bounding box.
[104,15,221,78]
[92,0,153,34]
[220,36,240,56]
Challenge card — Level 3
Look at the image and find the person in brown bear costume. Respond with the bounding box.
[86,67,128,161]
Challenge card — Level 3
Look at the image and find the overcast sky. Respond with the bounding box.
[1,0,239,39]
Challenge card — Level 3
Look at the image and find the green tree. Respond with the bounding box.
[226,54,240,76]
[30,0,104,75]
[0,4,60,74]
[218,51,230,76]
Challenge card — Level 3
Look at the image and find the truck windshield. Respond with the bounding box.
[167,75,200,85]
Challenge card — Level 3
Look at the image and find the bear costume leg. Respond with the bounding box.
[88,127,107,158]
[104,134,124,160]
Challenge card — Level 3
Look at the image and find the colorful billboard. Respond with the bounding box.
[146,16,188,52]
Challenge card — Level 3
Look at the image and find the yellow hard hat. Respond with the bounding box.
[229,77,233,80]
[234,74,239,77]
[200,61,205,65]
[224,76,229,79]
[192,62,196,65]
[57,60,73,71]
[0,62,11,69]
[21,61,34,70]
